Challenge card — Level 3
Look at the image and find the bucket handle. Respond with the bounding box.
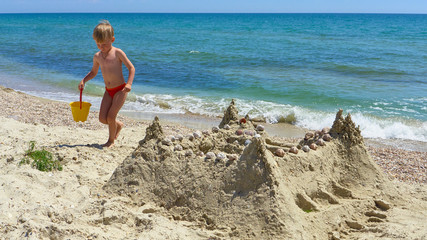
[80,88,83,109]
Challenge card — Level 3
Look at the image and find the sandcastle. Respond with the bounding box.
[104,100,401,239]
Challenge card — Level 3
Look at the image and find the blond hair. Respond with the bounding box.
[93,20,114,42]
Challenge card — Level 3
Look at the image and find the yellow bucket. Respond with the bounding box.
[69,102,91,122]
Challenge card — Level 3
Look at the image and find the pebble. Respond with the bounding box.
[322,127,331,134]
[193,131,202,139]
[205,152,216,160]
[309,143,318,150]
[227,154,238,161]
[187,134,194,141]
[174,145,183,151]
[244,130,254,136]
[175,134,184,141]
[323,134,332,141]
[254,134,261,138]
[224,124,231,130]
[236,129,243,136]
[162,139,173,146]
[216,153,227,161]
[316,139,326,146]
[244,139,252,146]
[289,147,299,154]
[256,125,265,131]
[275,149,285,157]
[212,126,220,133]
[305,132,314,140]
[202,130,210,136]
[185,150,193,157]
[302,145,310,152]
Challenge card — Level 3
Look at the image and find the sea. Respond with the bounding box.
[0,13,426,143]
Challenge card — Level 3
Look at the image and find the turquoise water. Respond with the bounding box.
[0,13,426,141]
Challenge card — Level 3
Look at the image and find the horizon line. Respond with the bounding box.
[1,12,427,15]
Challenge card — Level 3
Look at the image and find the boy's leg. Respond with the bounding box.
[99,91,113,125]
[105,90,128,147]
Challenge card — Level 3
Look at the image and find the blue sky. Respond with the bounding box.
[1,0,427,14]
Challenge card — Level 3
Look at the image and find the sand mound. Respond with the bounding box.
[104,102,424,239]
[218,99,239,128]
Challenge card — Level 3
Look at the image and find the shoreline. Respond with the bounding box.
[3,75,426,145]
[5,84,427,152]
[121,110,308,139]
[1,85,425,184]
[3,74,426,145]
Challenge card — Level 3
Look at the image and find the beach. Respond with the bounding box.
[1,86,426,239]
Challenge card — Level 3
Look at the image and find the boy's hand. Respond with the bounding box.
[123,83,132,92]
[78,80,85,90]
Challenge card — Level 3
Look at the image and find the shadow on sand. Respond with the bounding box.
[57,143,104,149]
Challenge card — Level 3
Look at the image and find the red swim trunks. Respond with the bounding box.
[106,83,126,98]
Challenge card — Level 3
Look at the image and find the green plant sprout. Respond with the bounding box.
[19,141,63,172]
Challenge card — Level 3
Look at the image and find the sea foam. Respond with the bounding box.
[123,93,427,142]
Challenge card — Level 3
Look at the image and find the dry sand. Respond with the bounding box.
[0,86,426,239]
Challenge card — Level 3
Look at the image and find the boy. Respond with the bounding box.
[79,20,135,148]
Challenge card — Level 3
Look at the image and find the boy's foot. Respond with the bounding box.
[103,141,115,148]
[115,122,124,140]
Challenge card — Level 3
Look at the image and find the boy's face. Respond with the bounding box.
[95,37,115,53]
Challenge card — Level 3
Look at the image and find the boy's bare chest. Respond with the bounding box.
[99,54,121,70]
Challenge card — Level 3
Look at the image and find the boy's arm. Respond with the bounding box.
[117,49,135,92]
[79,55,100,90]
